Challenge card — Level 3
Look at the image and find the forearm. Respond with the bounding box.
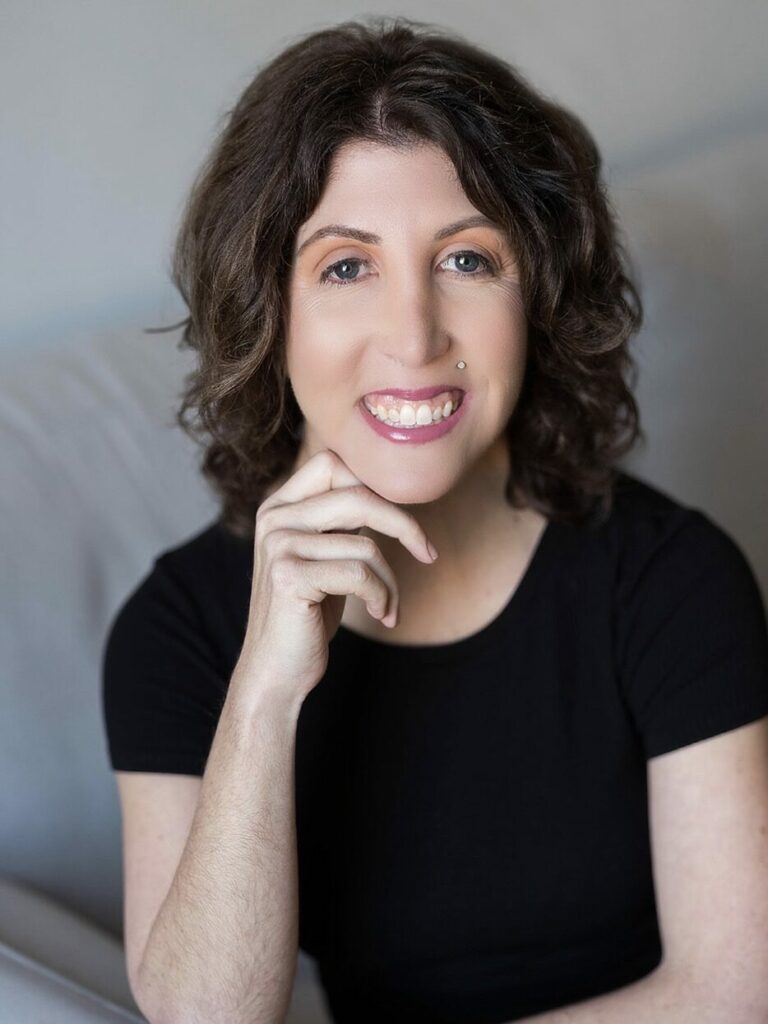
[508,963,759,1023]
[136,670,304,1024]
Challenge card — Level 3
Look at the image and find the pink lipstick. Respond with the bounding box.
[358,391,470,445]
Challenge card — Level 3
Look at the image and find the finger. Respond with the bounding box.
[271,529,399,619]
[260,449,363,509]
[299,559,393,621]
[260,449,434,564]
[282,486,434,564]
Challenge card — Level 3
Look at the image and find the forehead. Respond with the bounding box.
[325,138,458,182]
[304,141,468,217]
[295,140,503,254]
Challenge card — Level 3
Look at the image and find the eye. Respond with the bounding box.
[442,251,495,277]
[318,249,497,288]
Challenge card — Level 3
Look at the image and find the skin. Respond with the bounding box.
[277,139,547,632]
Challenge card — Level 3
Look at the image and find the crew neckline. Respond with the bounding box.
[334,517,557,663]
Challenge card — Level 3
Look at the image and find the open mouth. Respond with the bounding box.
[361,388,465,426]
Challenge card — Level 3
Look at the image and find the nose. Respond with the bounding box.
[378,269,450,367]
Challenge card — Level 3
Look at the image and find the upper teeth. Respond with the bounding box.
[363,390,462,426]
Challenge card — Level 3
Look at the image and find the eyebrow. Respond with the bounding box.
[295,214,505,258]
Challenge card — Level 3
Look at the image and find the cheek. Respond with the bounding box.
[285,327,355,413]
[483,313,528,374]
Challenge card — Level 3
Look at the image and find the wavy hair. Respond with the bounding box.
[151,15,645,540]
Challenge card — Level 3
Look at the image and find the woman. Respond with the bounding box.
[102,16,768,1024]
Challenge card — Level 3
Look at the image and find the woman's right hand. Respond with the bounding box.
[234,448,438,704]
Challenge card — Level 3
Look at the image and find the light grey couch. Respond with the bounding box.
[0,327,331,1022]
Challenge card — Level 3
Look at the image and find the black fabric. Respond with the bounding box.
[101,470,768,1023]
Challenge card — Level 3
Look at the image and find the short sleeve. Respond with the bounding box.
[616,508,768,759]
[101,555,229,775]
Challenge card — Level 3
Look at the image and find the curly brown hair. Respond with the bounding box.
[150,14,645,540]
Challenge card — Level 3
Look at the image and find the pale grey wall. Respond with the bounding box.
[3,1,766,347]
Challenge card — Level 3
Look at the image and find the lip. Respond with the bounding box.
[362,384,465,401]
[358,390,470,444]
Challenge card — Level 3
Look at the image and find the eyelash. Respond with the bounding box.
[318,250,496,288]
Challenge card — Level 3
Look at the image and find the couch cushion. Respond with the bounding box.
[0,327,217,936]
[0,875,142,1016]
[0,942,145,1023]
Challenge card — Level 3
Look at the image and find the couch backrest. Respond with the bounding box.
[0,326,218,936]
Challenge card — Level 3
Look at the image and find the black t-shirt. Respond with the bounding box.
[101,470,768,1023]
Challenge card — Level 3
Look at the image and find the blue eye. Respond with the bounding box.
[319,250,496,288]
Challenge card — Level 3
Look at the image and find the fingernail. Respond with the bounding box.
[427,540,439,560]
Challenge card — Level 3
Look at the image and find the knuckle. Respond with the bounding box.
[255,503,276,537]
[255,495,274,519]
[351,560,370,585]
[318,449,339,470]
[359,535,379,559]
[262,527,291,557]
[271,555,298,588]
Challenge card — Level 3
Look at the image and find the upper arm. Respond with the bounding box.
[647,715,768,1013]
[115,770,202,997]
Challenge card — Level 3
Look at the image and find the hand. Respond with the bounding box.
[235,448,437,703]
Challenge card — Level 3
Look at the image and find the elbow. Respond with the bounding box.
[129,960,179,1024]
[662,959,768,1024]
[135,985,279,1024]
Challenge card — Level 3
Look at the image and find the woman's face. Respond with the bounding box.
[284,140,527,507]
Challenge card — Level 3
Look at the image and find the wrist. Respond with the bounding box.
[227,663,307,726]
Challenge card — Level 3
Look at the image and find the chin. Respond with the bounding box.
[357,472,454,508]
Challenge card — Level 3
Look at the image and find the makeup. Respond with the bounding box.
[358,391,470,444]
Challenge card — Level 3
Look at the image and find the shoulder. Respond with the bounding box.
[603,469,767,673]
[155,518,252,584]
[105,517,253,673]
[607,468,700,550]
[603,472,768,758]
[575,469,761,611]
[603,470,761,605]
[101,518,250,774]
[144,518,253,617]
